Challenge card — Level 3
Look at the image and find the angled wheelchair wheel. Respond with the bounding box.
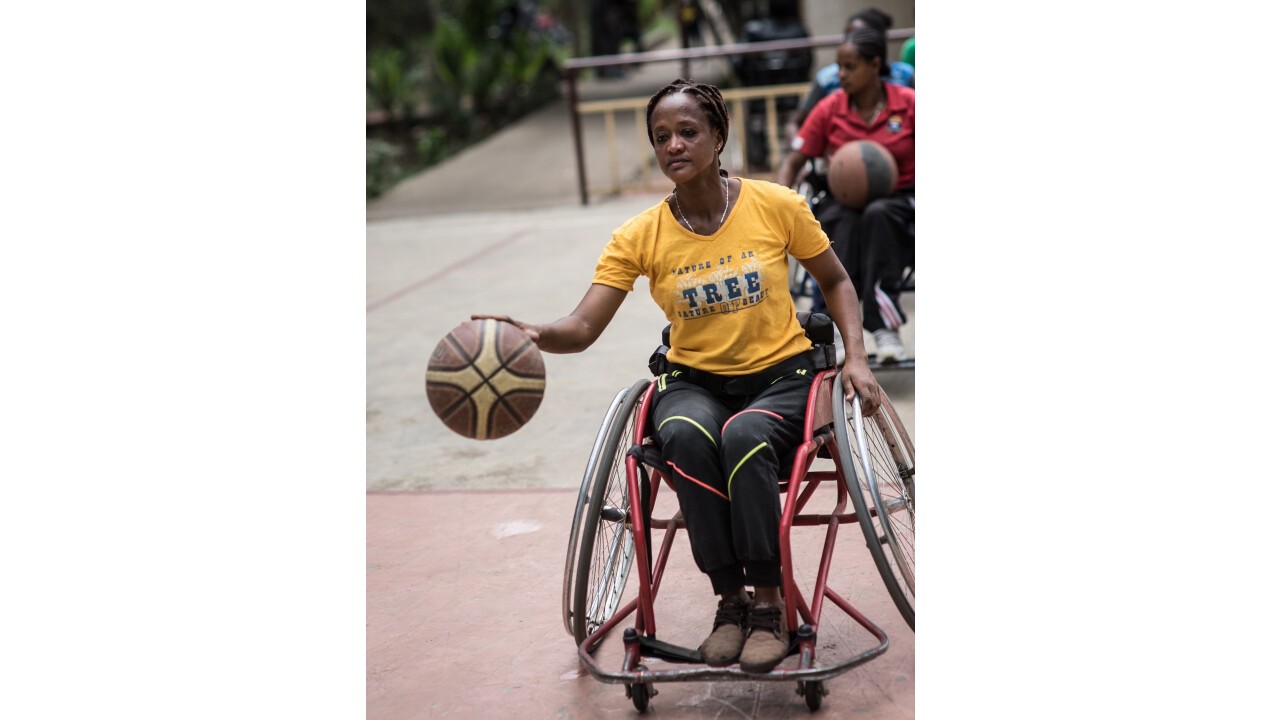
[562,385,635,636]
[571,379,650,649]
[833,383,916,630]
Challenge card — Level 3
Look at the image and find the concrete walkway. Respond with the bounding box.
[366,43,915,719]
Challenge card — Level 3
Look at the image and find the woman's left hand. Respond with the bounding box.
[841,361,883,417]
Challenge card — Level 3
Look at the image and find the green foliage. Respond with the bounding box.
[424,16,475,135]
[425,11,562,138]
[415,127,449,166]
[367,0,570,199]
[367,0,435,49]
[367,139,404,199]
[637,0,659,26]
[367,47,423,120]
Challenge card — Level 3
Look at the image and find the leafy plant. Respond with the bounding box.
[425,17,477,136]
[367,0,571,198]
[415,127,450,166]
[426,10,564,132]
[367,139,403,198]
[367,47,423,120]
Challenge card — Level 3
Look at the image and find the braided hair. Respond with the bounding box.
[644,79,731,153]
[845,27,890,77]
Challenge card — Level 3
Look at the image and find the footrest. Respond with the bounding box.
[636,636,703,664]
[635,633,804,665]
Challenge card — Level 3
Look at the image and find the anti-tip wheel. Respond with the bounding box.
[802,680,826,711]
[627,664,653,713]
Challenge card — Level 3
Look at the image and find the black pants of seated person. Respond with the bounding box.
[810,189,914,333]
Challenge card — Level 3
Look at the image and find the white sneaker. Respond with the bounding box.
[832,325,846,365]
[873,328,907,363]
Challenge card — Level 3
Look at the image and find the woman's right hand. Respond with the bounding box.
[472,285,626,355]
[470,314,541,343]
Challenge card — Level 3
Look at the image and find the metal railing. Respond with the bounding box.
[562,28,913,205]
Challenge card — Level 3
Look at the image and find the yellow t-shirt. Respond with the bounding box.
[592,178,831,375]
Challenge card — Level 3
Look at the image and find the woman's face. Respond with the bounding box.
[836,43,881,96]
[649,92,722,184]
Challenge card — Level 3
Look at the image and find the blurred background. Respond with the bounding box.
[367,0,915,200]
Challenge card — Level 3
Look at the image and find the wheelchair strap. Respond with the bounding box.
[666,347,832,398]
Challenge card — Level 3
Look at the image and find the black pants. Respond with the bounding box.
[811,189,914,332]
[648,356,815,595]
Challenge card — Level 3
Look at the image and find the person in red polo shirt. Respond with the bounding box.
[777,27,915,363]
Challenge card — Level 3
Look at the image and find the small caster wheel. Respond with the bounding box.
[630,685,651,713]
[626,664,654,713]
[802,680,826,711]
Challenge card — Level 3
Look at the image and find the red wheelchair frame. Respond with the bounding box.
[567,365,915,712]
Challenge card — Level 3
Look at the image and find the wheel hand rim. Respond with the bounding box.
[850,396,915,595]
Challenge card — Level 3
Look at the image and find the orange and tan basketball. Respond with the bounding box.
[425,319,546,440]
[828,140,898,209]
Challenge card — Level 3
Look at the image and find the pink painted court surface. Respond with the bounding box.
[367,34,914,719]
[367,487,913,718]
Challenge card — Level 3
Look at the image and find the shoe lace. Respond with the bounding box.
[747,603,783,636]
[712,598,748,629]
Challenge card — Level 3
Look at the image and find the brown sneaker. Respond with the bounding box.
[697,596,750,666]
[738,603,789,673]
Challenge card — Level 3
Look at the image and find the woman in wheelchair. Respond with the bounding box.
[474,79,883,674]
[777,27,915,363]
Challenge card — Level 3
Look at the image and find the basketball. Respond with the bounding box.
[828,140,898,209]
[425,319,546,440]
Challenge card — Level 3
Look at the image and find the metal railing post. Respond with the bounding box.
[565,68,589,206]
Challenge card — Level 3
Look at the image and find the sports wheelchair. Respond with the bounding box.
[561,314,915,712]
[790,160,916,370]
